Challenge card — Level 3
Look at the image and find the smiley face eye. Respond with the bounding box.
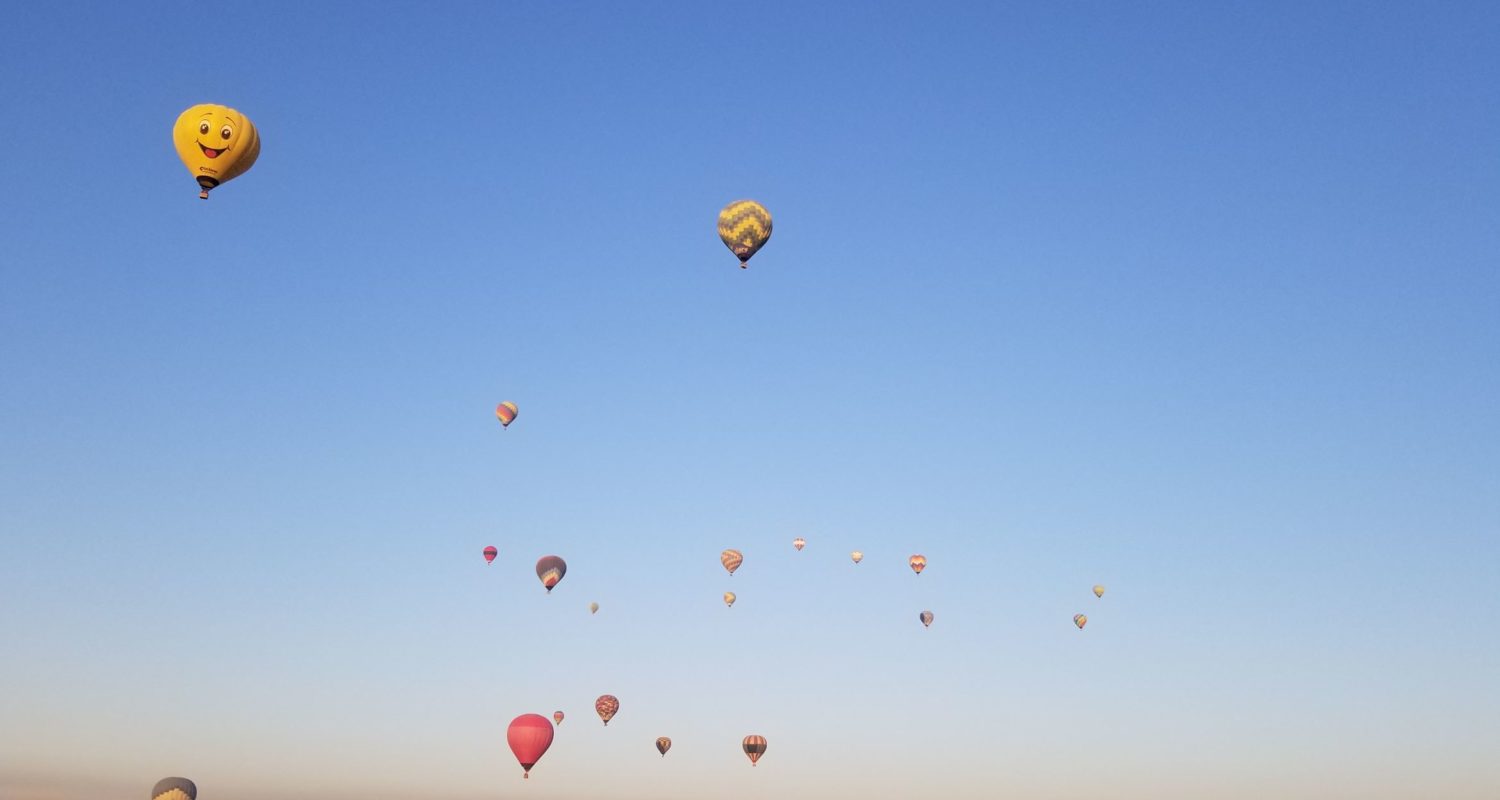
[220,125,233,140]
[199,121,210,135]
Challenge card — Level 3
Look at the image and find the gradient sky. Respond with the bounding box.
[2,3,1498,799]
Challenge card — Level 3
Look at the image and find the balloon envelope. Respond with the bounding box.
[152,777,197,800]
[507,714,555,779]
[483,546,497,564]
[496,401,519,428]
[792,537,805,551]
[536,556,567,592]
[656,736,672,756]
[173,104,260,199]
[724,591,736,607]
[717,200,772,268]
[743,734,767,766]
[589,602,599,614]
[553,711,564,725]
[851,550,864,564]
[721,549,743,576]
[1093,585,1105,598]
[595,694,620,725]
[909,554,926,574]
[1074,614,1087,629]
[920,610,934,628]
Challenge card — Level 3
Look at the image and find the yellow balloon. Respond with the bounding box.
[173,104,261,199]
[717,200,772,268]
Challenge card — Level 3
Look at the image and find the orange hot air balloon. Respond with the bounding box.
[507,714,555,779]
[850,550,863,564]
[595,695,619,726]
[743,735,767,766]
[536,556,567,593]
[724,591,736,608]
[909,554,927,574]
[721,549,743,576]
[1074,614,1087,629]
[495,402,518,428]
[920,610,934,628]
[656,736,672,757]
[792,537,805,551]
[483,546,498,564]
[553,711,564,726]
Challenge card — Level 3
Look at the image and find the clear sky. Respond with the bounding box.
[2,2,1497,799]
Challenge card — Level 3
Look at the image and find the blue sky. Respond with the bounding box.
[2,2,1497,798]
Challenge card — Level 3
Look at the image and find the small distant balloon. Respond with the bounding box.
[721,549,743,576]
[553,710,564,725]
[172,104,260,199]
[717,200,772,269]
[1093,585,1105,598]
[792,537,806,552]
[851,550,864,564]
[496,401,518,428]
[589,602,599,614]
[483,546,497,564]
[909,554,927,574]
[152,777,197,800]
[656,736,672,757]
[536,555,567,593]
[596,694,619,726]
[1074,614,1087,629]
[724,591,736,608]
[920,610,934,628]
[507,713,555,779]
[743,734,767,766]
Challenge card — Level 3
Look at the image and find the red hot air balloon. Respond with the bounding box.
[483,546,498,564]
[595,694,619,725]
[507,714,555,779]
[536,556,567,593]
[743,734,767,766]
[553,710,564,726]
[496,402,518,428]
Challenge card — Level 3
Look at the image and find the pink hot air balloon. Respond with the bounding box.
[508,714,555,779]
[595,694,619,726]
[553,710,564,725]
[483,546,498,564]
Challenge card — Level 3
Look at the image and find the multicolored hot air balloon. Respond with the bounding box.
[496,401,518,428]
[553,710,564,726]
[743,735,767,766]
[508,713,555,779]
[717,200,772,268]
[1093,585,1105,598]
[1074,614,1087,629]
[483,546,498,564]
[909,554,927,574]
[721,549,743,576]
[152,777,197,800]
[596,694,619,726]
[173,104,260,199]
[536,556,567,593]
[656,736,672,757]
[589,602,600,614]
[792,537,805,551]
[851,550,864,564]
[920,610,934,628]
[724,591,736,608]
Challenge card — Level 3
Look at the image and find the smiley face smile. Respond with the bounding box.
[198,141,226,159]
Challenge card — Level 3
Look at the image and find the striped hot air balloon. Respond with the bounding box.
[1093,585,1105,598]
[1074,614,1087,630]
[152,777,197,800]
[850,550,863,564]
[909,554,927,574]
[536,555,567,593]
[483,546,497,564]
[656,736,672,757]
[724,591,736,607]
[495,401,518,428]
[792,537,805,551]
[743,734,767,766]
[717,200,772,268]
[508,713,555,779]
[595,694,620,726]
[920,610,934,628]
[721,549,743,576]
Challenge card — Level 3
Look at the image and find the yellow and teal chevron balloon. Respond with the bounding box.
[717,200,772,268]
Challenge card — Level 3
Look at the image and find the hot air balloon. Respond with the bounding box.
[1074,614,1087,629]
[483,546,498,564]
[743,735,767,766]
[496,401,518,428]
[173,104,260,199]
[656,736,672,757]
[721,549,743,576]
[508,714,555,779]
[792,537,805,551]
[595,694,619,726]
[1093,585,1105,598]
[920,610,934,628]
[724,591,736,608]
[553,710,564,726]
[851,550,864,564]
[909,554,927,574]
[589,602,599,614]
[152,777,197,800]
[717,200,772,268]
[536,556,567,593]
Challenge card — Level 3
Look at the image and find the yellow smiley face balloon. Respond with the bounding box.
[173,104,261,199]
